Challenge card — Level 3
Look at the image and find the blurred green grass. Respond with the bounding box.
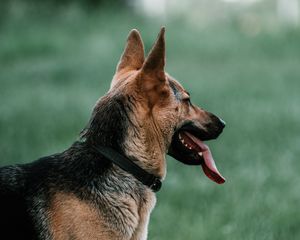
[1,6,300,240]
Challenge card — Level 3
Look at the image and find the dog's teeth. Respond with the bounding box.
[184,144,188,147]
[179,134,182,140]
[181,139,185,144]
[198,152,203,157]
[188,146,192,150]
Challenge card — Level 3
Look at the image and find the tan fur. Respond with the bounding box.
[111,30,145,89]
[131,191,156,240]
[48,192,118,240]
[47,28,219,240]
[48,191,155,240]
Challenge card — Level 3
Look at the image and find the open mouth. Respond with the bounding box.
[168,124,225,184]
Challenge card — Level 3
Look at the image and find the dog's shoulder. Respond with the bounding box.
[0,141,154,239]
[0,152,70,239]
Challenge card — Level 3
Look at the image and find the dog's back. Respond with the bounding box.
[0,165,36,239]
[0,142,147,239]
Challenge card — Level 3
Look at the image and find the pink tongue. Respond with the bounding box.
[184,132,225,184]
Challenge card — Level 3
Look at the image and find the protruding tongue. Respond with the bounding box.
[184,131,225,184]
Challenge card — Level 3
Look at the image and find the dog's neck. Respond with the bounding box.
[120,99,169,179]
[122,123,167,180]
[81,94,167,180]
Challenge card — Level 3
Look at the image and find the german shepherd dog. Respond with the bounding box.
[0,28,225,240]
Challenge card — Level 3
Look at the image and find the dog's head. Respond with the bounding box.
[84,28,225,184]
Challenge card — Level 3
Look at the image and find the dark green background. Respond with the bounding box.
[1,1,300,239]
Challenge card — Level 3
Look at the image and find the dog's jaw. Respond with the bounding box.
[168,124,226,184]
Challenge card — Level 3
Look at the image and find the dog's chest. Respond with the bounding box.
[47,191,156,240]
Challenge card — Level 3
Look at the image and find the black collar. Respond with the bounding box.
[92,145,162,192]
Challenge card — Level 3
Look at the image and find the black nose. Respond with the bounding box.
[209,113,225,129]
[205,113,226,139]
[215,117,226,134]
[219,118,226,129]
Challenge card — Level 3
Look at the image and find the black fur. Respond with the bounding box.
[0,92,145,239]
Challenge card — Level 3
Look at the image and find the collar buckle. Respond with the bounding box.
[150,178,162,192]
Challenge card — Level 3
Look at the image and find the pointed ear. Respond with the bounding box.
[116,29,145,73]
[141,27,165,79]
[139,28,169,107]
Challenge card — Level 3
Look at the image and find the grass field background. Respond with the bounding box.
[1,3,300,240]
